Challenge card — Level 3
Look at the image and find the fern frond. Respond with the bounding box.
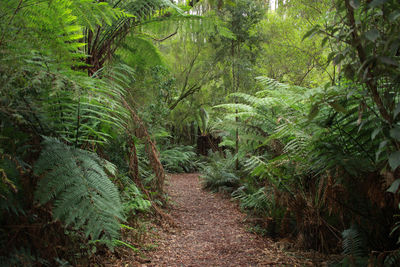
[233,186,272,214]
[342,226,367,258]
[160,145,198,173]
[34,137,125,246]
[214,103,256,113]
[200,151,239,193]
[384,249,400,267]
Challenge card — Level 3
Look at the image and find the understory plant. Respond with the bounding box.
[0,0,185,264]
[200,150,241,193]
[160,145,200,173]
[204,74,400,260]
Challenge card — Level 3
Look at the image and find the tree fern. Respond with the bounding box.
[0,0,127,67]
[1,0,134,146]
[244,155,292,193]
[83,0,185,73]
[34,137,124,246]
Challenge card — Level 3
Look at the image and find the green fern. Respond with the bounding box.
[200,151,240,193]
[83,0,185,73]
[340,226,368,266]
[34,137,125,246]
[384,249,400,266]
[122,183,151,219]
[232,186,272,215]
[160,145,198,173]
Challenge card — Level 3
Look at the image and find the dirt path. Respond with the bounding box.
[144,173,310,266]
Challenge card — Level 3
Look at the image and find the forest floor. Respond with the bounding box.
[104,173,338,266]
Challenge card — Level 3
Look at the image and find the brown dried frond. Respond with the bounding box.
[280,209,291,236]
[382,169,396,189]
[0,152,25,177]
[289,175,342,252]
[270,138,284,157]
[323,170,347,221]
[364,173,386,208]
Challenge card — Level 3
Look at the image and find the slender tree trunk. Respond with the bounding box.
[344,0,392,125]
[232,40,239,170]
[236,43,241,170]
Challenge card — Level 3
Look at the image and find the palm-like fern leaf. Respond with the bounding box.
[34,137,125,245]
[84,0,184,73]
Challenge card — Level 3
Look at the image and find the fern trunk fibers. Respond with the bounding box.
[129,137,139,183]
[122,98,166,194]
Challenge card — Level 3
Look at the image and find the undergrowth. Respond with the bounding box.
[160,145,200,173]
[200,151,240,193]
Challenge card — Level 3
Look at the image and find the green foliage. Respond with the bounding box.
[34,137,124,246]
[198,108,210,136]
[160,145,199,173]
[1,0,135,146]
[312,0,400,171]
[257,1,333,87]
[232,186,272,215]
[2,0,400,262]
[117,35,165,75]
[0,0,131,69]
[0,0,196,264]
[212,64,399,253]
[339,226,368,266]
[342,227,366,257]
[82,0,185,73]
[0,61,132,145]
[384,249,400,267]
[200,151,240,193]
[122,184,151,219]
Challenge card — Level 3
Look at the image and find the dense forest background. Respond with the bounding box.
[1,0,400,265]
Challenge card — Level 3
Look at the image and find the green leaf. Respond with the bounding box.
[365,29,380,42]
[321,37,329,47]
[302,26,319,41]
[327,52,336,63]
[333,53,345,65]
[371,127,381,140]
[390,126,400,141]
[387,179,400,193]
[376,140,388,161]
[379,57,398,66]
[389,11,400,22]
[113,240,139,252]
[329,101,346,113]
[34,138,124,246]
[389,151,400,170]
[308,104,319,120]
[368,0,388,8]
[394,102,400,119]
[349,0,360,9]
